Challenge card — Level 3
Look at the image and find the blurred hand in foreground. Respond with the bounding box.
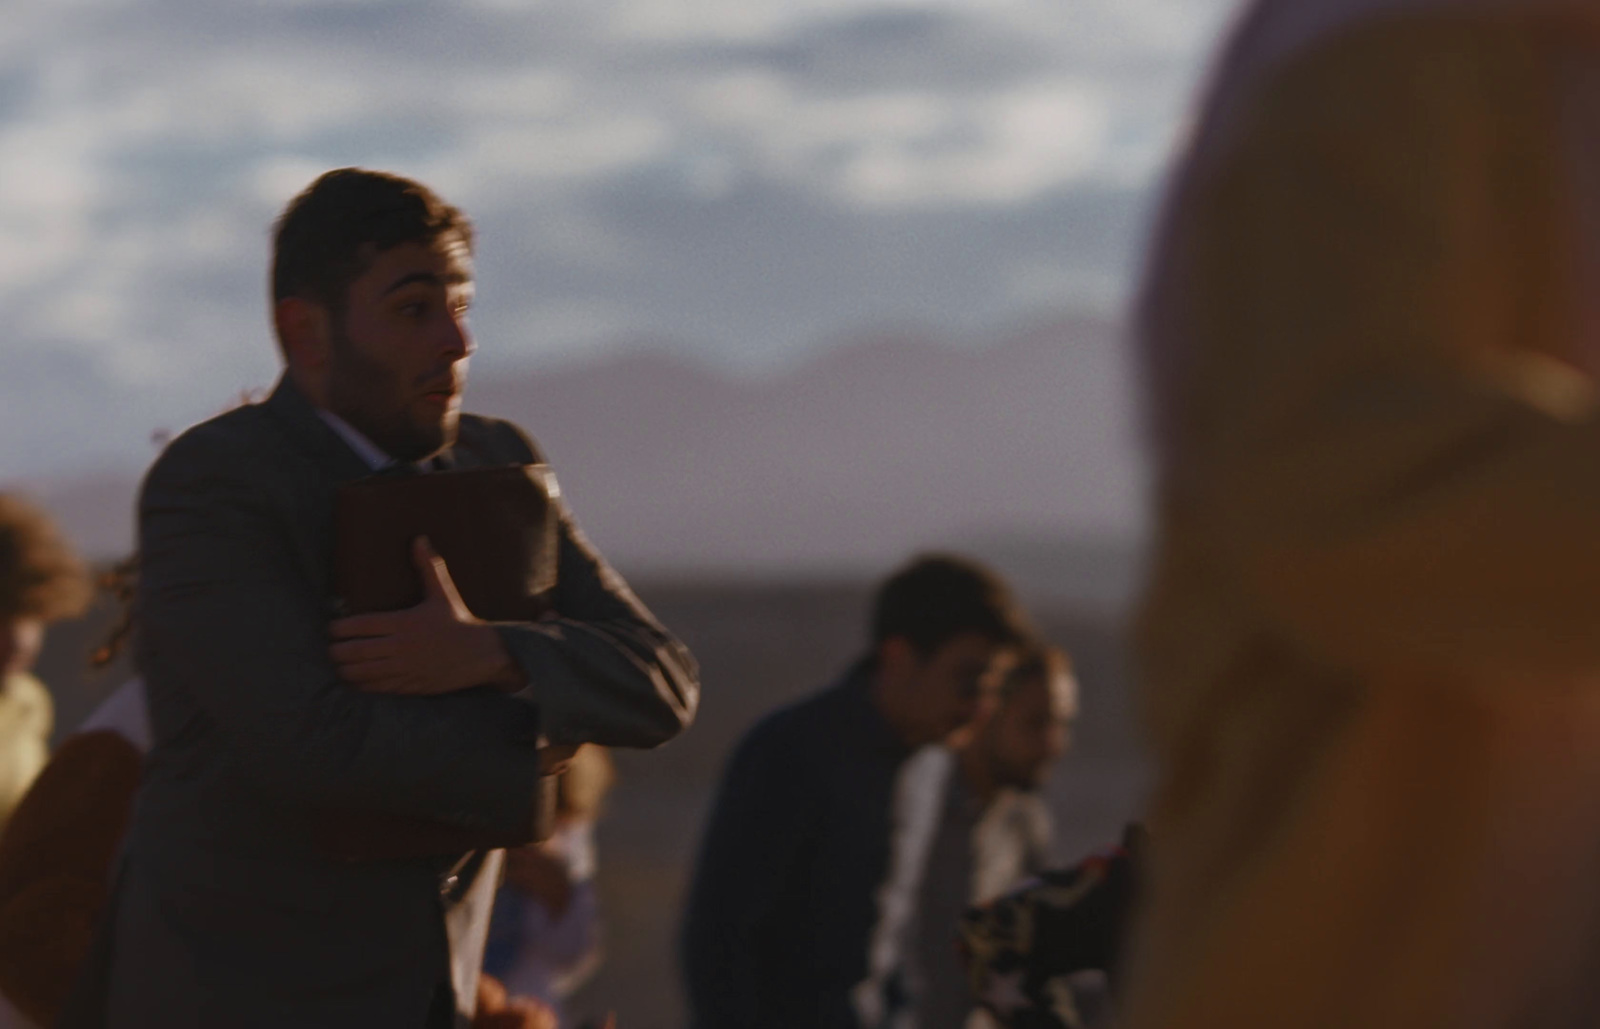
[473,973,558,1029]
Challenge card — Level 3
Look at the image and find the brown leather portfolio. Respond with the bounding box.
[313,463,558,862]
[332,463,558,621]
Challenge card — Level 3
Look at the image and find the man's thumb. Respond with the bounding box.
[412,536,449,600]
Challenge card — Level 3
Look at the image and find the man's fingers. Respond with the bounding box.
[336,658,404,684]
[329,637,394,664]
[539,744,580,776]
[330,612,398,639]
[413,536,452,601]
[412,534,477,616]
[355,674,420,694]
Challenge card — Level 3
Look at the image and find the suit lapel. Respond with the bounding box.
[260,375,376,486]
[258,376,375,601]
[437,434,485,472]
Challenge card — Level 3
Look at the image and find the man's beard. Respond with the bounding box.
[325,323,457,463]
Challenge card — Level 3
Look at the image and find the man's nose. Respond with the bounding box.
[441,311,473,359]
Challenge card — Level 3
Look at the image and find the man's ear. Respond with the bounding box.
[274,296,333,372]
[876,636,919,682]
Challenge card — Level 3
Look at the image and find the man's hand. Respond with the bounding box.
[474,974,559,1029]
[503,841,575,916]
[330,536,526,695]
[540,744,579,777]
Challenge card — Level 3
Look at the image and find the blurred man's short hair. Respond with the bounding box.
[870,553,1032,658]
[271,167,474,317]
[0,495,92,622]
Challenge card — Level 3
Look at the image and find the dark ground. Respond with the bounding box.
[35,579,1151,1029]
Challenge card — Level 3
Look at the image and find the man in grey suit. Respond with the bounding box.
[65,168,700,1028]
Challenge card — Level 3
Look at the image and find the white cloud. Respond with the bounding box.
[836,81,1109,206]
[166,61,383,143]
[603,0,880,44]
[448,114,674,184]
[686,72,1120,207]
[450,69,574,122]
[0,0,1242,479]
[0,133,100,287]
[248,156,338,210]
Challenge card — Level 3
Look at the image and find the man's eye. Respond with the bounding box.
[398,301,428,318]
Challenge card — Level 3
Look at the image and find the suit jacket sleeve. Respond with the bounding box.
[488,425,699,748]
[138,429,544,833]
[1175,21,1600,682]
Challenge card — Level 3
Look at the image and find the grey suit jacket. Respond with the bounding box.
[66,376,698,1029]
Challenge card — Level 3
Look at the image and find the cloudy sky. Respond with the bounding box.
[0,0,1237,481]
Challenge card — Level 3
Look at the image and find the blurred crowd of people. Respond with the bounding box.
[16,0,1600,1026]
[0,486,1117,1029]
[680,556,1097,1029]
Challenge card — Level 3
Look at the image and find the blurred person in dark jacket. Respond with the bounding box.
[680,554,1031,1029]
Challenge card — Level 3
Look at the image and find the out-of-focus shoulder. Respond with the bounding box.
[144,401,278,485]
[736,681,853,759]
[457,413,546,465]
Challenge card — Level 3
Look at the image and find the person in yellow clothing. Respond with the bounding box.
[1128,1,1600,1027]
[0,495,89,832]
[0,670,51,837]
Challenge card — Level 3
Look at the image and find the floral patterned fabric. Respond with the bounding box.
[959,836,1139,1029]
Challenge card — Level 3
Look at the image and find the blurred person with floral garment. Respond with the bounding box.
[907,645,1078,1029]
[960,825,1145,1029]
[1130,0,1600,1026]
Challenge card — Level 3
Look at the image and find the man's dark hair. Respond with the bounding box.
[0,494,92,622]
[870,553,1031,658]
[271,167,474,316]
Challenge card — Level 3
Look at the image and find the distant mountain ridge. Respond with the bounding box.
[15,315,1150,609]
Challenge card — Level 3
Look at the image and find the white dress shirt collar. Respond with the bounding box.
[315,409,400,472]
